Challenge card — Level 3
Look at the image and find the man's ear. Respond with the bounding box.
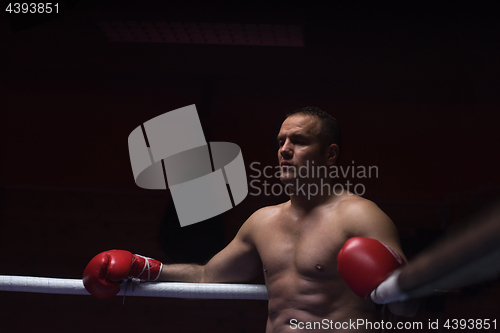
[326,144,339,166]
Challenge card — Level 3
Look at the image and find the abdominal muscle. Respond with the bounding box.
[265,272,379,333]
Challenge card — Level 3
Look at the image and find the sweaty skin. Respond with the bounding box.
[160,114,407,332]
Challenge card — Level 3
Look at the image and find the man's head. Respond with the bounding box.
[277,107,341,185]
[285,107,342,153]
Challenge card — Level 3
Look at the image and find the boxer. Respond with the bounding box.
[84,107,417,332]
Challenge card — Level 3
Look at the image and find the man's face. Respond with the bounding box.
[277,114,326,184]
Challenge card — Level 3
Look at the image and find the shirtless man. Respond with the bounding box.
[84,107,415,332]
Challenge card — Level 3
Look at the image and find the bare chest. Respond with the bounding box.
[255,215,348,280]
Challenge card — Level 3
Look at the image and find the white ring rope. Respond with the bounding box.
[0,275,269,300]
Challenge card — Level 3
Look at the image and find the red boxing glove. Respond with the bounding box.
[83,250,163,299]
[337,237,404,298]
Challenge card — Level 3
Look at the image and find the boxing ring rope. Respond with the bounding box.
[0,275,269,300]
[2,202,499,303]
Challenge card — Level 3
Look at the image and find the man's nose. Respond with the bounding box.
[280,140,293,158]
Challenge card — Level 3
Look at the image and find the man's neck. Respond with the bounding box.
[288,179,341,212]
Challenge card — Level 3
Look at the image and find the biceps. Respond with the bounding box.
[203,237,261,283]
[372,227,407,262]
[357,215,406,261]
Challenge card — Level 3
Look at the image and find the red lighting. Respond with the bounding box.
[97,20,304,47]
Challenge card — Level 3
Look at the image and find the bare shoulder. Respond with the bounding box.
[336,195,404,255]
[336,195,388,225]
[237,202,286,240]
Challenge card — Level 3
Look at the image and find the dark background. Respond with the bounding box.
[1,1,499,332]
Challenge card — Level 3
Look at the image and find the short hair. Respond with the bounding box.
[285,106,342,153]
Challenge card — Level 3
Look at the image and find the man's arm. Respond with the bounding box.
[159,212,262,283]
[83,211,264,298]
[343,198,419,317]
[344,198,406,261]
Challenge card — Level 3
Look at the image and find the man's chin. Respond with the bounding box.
[280,176,296,185]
